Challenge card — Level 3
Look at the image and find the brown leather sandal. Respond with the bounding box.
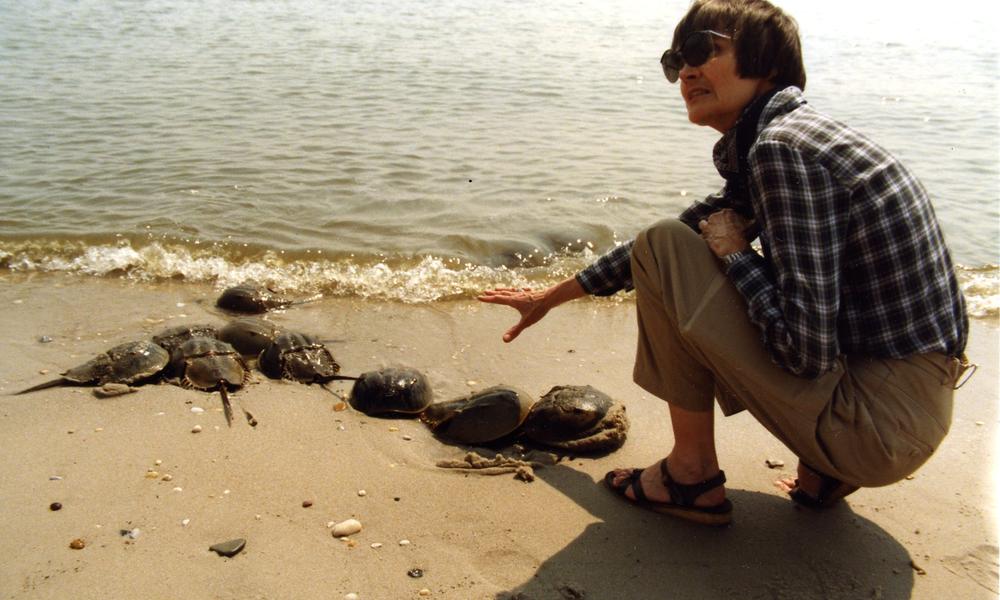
[603,458,733,526]
[787,462,859,509]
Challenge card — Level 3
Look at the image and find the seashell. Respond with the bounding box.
[331,519,362,537]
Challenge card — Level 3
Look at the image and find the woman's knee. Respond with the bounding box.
[637,218,699,253]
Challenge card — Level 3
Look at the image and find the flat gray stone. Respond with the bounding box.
[209,538,246,557]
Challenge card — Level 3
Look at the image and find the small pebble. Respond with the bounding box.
[172,487,183,492]
[255,514,261,520]
[120,528,141,540]
[418,589,431,597]
[357,490,367,497]
[49,476,63,481]
[181,519,190,526]
[154,459,162,465]
[69,538,85,550]
[975,421,984,426]
[407,568,424,578]
[39,369,50,375]
[388,426,399,432]
[209,538,246,557]
[337,425,346,431]
[161,474,173,482]
[331,519,362,537]
[39,335,54,343]
[402,435,413,441]
[191,406,205,414]
[50,502,62,511]
[302,500,313,508]
[144,471,160,479]
[765,459,785,469]
[399,539,411,546]
[466,380,477,386]
[93,427,103,432]
[191,425,202,433]
[370,542,383,549]
[345,594,359,600]
[905,475,915,480]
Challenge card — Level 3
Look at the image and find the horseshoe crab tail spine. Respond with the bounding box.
[329,374,359,381]
[220,386,234,427]
[12,378,69,395]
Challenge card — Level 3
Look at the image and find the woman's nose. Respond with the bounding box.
[678,61,699,79]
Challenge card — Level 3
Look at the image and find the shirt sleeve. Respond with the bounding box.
[575,241,634,296]
[728,139,849,378]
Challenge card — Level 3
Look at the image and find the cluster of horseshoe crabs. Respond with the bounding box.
[15,282,628,454]
[349,370,628,455]
[13,289,353,428]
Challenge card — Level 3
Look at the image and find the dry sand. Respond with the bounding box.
[0,272,996,600]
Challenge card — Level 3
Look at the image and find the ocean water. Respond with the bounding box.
[1,0,997,316]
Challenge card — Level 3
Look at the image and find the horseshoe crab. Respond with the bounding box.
[258,331,355,385]
[216,282,295,314]
[151,323,220,354]
[348,367,432,416]
[170,338,250,426]
[217,317,283,358]
[521,385,629,454]
[420,386,534,444]
[14,341,170,395]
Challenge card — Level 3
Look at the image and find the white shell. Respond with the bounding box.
[331,519,362,537]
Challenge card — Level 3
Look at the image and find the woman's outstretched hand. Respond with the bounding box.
[477,277,586,343]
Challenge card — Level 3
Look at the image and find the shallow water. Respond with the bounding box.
[0,0,997,315]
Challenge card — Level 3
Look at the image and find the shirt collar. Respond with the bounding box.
[712,86,807,178]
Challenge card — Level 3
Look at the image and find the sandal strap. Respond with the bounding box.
[659,459,726,508]
[625,469,649,503]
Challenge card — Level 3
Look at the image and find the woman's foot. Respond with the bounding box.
[603,457,733,525]
[606,457,727,508]
[776,461,859,508]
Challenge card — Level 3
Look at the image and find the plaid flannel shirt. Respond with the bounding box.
[576,87,968,378]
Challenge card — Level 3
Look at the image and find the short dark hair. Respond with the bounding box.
[672,0,806,90]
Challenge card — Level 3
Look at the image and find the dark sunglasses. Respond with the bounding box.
[660,30,731,83]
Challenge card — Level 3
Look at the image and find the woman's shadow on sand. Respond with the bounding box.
[495,462,915,600]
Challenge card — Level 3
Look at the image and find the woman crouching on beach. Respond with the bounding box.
[478,0,969,526]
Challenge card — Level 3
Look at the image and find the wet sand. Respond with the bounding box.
[0,273,996,599]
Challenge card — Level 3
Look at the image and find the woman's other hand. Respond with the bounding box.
[477,277,586,343]
[698,209,754,257]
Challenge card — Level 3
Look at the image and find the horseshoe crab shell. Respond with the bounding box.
[14,341,170,395]
[218,317,283,358]
[348,367,432,416]
[216,282,293,314]
[170,338,249,392]
[258,331,350,384]
[170,337,250,426]
[522,385,629,454]
[420,386,534,444]
[521,385,612,443]
[151,324,220,355]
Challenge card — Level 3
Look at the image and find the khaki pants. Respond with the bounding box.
[631,219,955,487]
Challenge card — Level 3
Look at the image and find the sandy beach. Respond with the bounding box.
[0,272,996,600]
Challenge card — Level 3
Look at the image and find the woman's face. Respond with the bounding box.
[679,35,773,133]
